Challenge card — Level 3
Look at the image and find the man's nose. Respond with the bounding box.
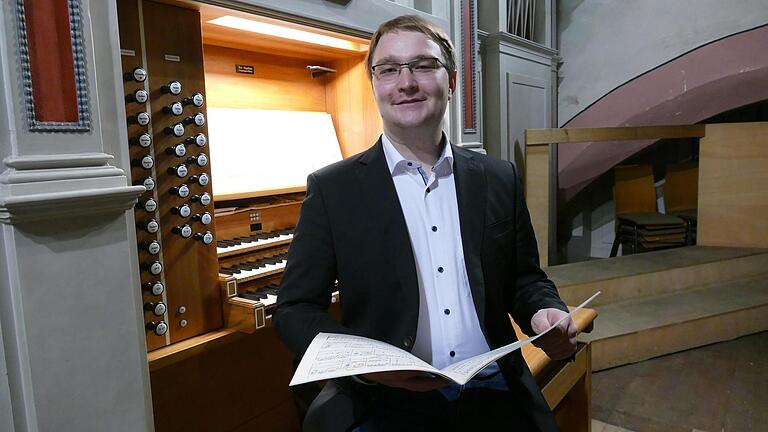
[396,67,419,91]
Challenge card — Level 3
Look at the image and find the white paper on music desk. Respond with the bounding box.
[290,291,600,386]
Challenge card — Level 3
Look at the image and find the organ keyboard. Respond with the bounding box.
[214,193,341,331]
[214,194,302,330]
[219,252,289,284]
[216,229,294,258]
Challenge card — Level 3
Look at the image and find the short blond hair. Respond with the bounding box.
[366,15,456,80]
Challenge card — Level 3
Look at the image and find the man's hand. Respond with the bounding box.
[530,308,577,360]
[359,371,450,392]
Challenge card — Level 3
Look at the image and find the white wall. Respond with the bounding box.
[557,0,768,125]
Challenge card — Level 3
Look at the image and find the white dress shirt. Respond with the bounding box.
[381,134,498,375]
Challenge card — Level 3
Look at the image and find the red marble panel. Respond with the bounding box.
[25,0,79,123]
[461,0,476,131]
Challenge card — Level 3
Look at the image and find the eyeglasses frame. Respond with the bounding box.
[370,57,449,81]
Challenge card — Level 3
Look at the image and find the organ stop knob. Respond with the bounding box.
[162,81,182,95]
[194,231,214,245]
[127,67,147,83]
[171,204,192,218]
[143,281,165,296]
[191,192,211,206]
[188,173,209,186]
[145,321,168,336]
[173,224,193,238]
[144,302,167,316]
[183,93,204,107]
[186,133,207,147]
[163,102,184,116]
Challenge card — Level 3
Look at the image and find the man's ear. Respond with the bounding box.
[449,70,457,95]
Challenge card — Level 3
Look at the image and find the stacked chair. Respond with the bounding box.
[664,162,699,245]
[609,164,688,257]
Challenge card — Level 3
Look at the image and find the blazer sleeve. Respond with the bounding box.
[273,173,350,358]
[507,162,568,336]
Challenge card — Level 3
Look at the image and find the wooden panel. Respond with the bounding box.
[150,327,301,432]
[542,343,589,409]
[325,57,382,157]
[512,308,596,432]
[117,0,171,351]
[203,44,328,112]
[550,344,591,432]
[142,0,222,344]
[664,162,698,213]
[147,327,240,371]
[215,199,302,240]
[525,125,706,146]
[215,185,306,201]
[524,144,549,266]
[613,164,656,214]
[698,122,768,247]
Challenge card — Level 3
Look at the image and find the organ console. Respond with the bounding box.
[117,1,378,430]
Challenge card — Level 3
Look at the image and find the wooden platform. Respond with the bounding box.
[545,246,768,371]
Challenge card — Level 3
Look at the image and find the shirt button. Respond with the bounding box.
[426,187,431,193]
[403,337,413,348]
[449,351,456,357]
[431,226,438,232]
[437,266,444,273]
[444,309,450,315]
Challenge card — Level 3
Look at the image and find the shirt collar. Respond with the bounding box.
[381,133,454,177]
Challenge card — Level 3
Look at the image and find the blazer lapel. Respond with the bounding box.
[354,140,419,306]
[452,145,488,326]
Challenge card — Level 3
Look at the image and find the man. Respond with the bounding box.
[274,14,576,431]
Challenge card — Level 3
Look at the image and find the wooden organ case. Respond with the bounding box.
[117,1,380,431]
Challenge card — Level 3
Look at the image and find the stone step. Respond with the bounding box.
[547,246,768,307]
[579,275,768,371]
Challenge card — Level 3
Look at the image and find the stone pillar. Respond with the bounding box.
[0,1,153,430]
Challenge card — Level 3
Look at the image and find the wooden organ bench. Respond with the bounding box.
[514,307,598,432]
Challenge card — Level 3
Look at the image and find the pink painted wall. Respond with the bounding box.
[558,25,768,201]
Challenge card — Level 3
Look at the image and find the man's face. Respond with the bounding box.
[370,30,456,134]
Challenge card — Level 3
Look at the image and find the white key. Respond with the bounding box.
[261,294,278,307]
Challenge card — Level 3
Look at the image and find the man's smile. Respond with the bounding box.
[394,98,427,105]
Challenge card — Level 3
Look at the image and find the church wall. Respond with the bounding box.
[557,0,768,126]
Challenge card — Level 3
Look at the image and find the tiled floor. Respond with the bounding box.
[591,331,768,432]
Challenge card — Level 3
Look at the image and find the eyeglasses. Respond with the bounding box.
[371,57,448,82]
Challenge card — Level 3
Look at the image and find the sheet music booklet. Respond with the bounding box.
[290,291,600,386]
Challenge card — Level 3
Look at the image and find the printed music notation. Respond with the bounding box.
[290,292,600,386]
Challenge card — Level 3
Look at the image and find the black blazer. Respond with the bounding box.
[274,140,566,431]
